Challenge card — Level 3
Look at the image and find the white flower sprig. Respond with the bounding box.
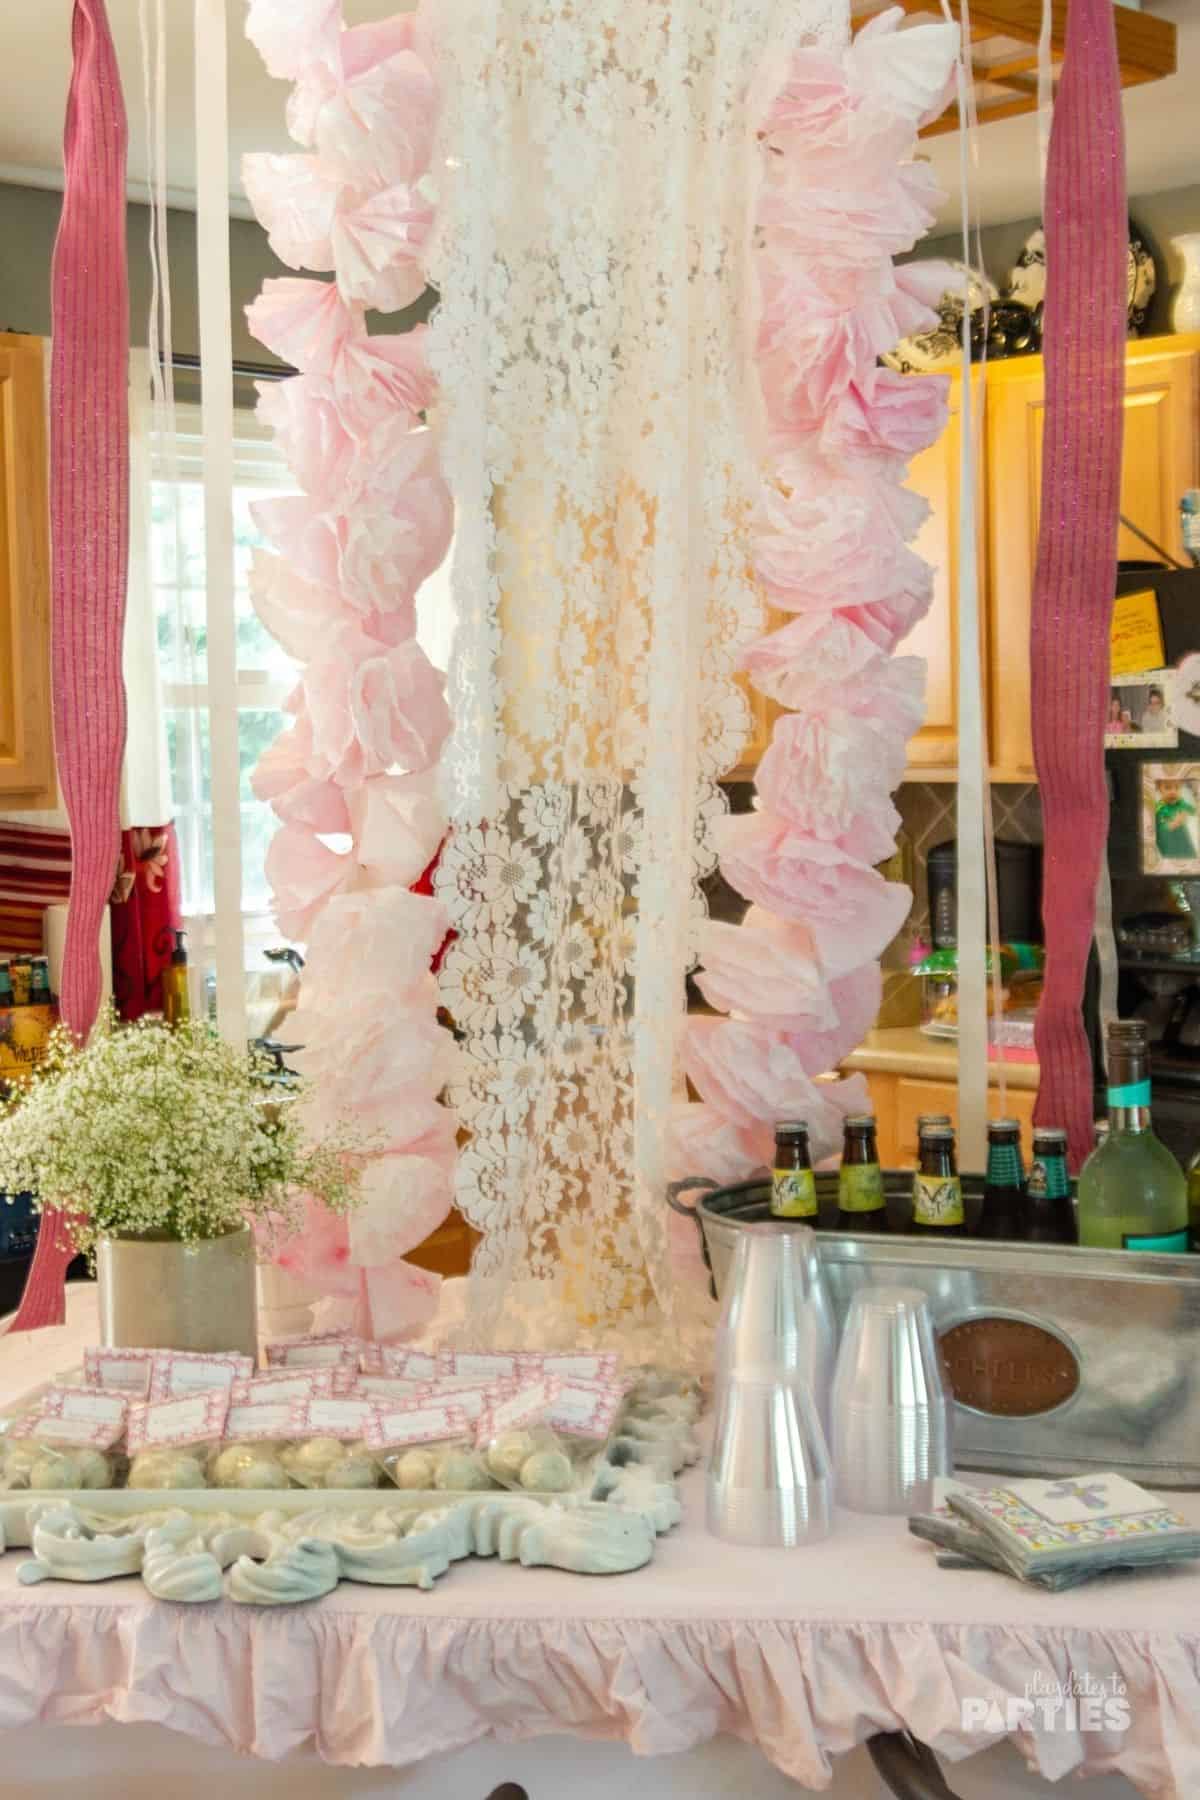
[0,1012,362,1259]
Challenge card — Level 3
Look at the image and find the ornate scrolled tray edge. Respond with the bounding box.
[0,1397,699,1603]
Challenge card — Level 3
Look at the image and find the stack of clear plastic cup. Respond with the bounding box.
[831,1285,952,1515]
[707,1224,834,1547]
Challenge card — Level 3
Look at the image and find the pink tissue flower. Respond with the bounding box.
[304,884,450,1003]
[682,1016,872,1150]
[714,811,911,974]
[364,1259,442,1345]
[349,769,446,889]
[666,1100,774,1185]
[849,8,959,130]
[292,1012,457,1123]
[265,822,352,942]
[249,550,344,663]
[819,366,949,462]
[333,326,437,439]
[752,460,930,622]
[348,1154,453,1268]
[301,623,450,786]
[693,917,832,1025]
[332,183,433,313]
[252,716,351,834]
[759,962,884,1071]
[256,375,355,504]
[740,612,889,710]
[758,158,944,279]
[293,33,437,189]
[245,0,339,81]
[242,152,339,272]
[245,276,359,374]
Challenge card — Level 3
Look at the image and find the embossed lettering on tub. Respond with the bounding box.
[938,1317,1080,1417]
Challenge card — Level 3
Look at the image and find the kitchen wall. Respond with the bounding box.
[0,179,432,360]
[920,181,1200,339]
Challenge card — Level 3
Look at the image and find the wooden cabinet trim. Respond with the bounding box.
[0,333,55,811]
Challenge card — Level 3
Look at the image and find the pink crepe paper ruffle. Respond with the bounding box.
[681,17,957,1202]
[245,2,455,1334]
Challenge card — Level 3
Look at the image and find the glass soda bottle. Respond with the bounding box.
[978,1117,1024,1240]
[771,1120,816,1220]
[836,1114,887,1231]
[1076,1020,1188,1252]
[911,1124,965,1237]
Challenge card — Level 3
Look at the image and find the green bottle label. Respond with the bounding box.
[1122,1228,1189,1253]
[838,1164,885,1213]
[1027,1155,1070,1200]
[771,1168,817,1218]
[912,1171,964,1226]
[985,1144,1023,1188]
[1107,1079,1152,1108]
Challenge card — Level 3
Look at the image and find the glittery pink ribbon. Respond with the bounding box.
[1030,0,1126,1169]
[11,0,129,1331]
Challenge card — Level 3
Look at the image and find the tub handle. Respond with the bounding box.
[665,1176,720,1218]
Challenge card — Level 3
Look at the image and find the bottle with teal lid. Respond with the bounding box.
[1076,1020,1188,1252]
[978,1118,1024,1240]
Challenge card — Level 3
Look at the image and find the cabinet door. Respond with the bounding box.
[0,334,54,810]
[894,1075,1037,1167]
[901,370,983,776]
[987,337,1200,782]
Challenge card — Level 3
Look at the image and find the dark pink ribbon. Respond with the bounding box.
[1030,0,1126,1168]
[11,0,129,1330]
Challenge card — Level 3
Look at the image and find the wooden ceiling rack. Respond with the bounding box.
[852,1,1177,137]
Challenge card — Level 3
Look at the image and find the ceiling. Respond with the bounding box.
[0,0,1194,233]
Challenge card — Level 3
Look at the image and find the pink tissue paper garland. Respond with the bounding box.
[12,0,130,1333]
[675,11,959,1218]
[244,0,454,1340]
[1029,0,1127,1169]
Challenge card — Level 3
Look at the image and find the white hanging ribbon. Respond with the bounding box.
[944,0,991,1168]
[194,0,247,1046]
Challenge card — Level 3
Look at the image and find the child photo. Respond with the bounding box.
[1106,671,1178,750]
[1142,762,1200,875]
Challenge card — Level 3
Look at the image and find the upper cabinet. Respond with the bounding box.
[0,333,54,811]
[987,334,1200,782]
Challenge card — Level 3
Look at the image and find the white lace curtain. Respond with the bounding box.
[428,0,843,1347]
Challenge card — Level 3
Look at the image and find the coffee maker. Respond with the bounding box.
[925,839,1044,949]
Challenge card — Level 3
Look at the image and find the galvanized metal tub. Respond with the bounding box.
[668,1174,1200,1487]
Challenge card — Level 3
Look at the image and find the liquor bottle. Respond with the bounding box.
[29,957,52,1007]
[836,1114,887,1231]
[911,1124,965,1236]
[770,1119,816,1220]
[1076,1020,1188,1252]
[978,1117,1024,1240]
[1024,1127,1076,1244]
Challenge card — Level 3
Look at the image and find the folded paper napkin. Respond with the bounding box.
[909,1474,1200,1591]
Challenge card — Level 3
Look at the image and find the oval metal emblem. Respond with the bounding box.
[938,1316,1081,1417]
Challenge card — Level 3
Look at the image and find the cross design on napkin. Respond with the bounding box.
[1043,1479,1110,1510]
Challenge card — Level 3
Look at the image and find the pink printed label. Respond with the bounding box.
[476,1377,561,1447]
[438,1349,525,1382]
[231,1370,334,1406]
[223,1401,294,1442]
[287,1395,379,1442]
[380,1346,438,1381]
[126,1389,230,1452]
[10,1412,123,1449]
[546,1377,625,1440]
[366,1397,470,1450]
[527,1351,621,1384]
[83,1347,155,1397]
[149,1350,253,1401]
[38,1386,128,1432]
[265,1335,360,1370]
[357,1376,437,1402]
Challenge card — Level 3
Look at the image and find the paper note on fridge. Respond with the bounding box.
[1111,589,1165,677]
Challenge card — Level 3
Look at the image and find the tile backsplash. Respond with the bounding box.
[894,781,1043,952]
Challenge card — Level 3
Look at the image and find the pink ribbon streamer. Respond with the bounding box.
[11,0,129,1331]
[1030,0,1126,1169]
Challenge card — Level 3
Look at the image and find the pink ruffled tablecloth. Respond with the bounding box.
[2,1294,1200,1795]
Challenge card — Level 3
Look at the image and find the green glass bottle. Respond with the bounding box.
[911,1124,965,1237]
[1076,1020,1188,1252]
[978,1118,1024,1240]
[836,1114,887,1232]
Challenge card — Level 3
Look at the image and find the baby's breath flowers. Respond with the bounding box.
[0,1012,361,1260]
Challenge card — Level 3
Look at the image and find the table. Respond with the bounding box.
[0,1290,1196,1798]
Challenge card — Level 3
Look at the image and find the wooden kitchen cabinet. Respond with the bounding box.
[0,334,54,811]
[858,1066,1037,1167]
[987,332,1200,781]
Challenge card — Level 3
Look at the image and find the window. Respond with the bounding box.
[151,404,297,1007]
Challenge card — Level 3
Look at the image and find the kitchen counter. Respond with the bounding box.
[843,1027,1040,1091]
